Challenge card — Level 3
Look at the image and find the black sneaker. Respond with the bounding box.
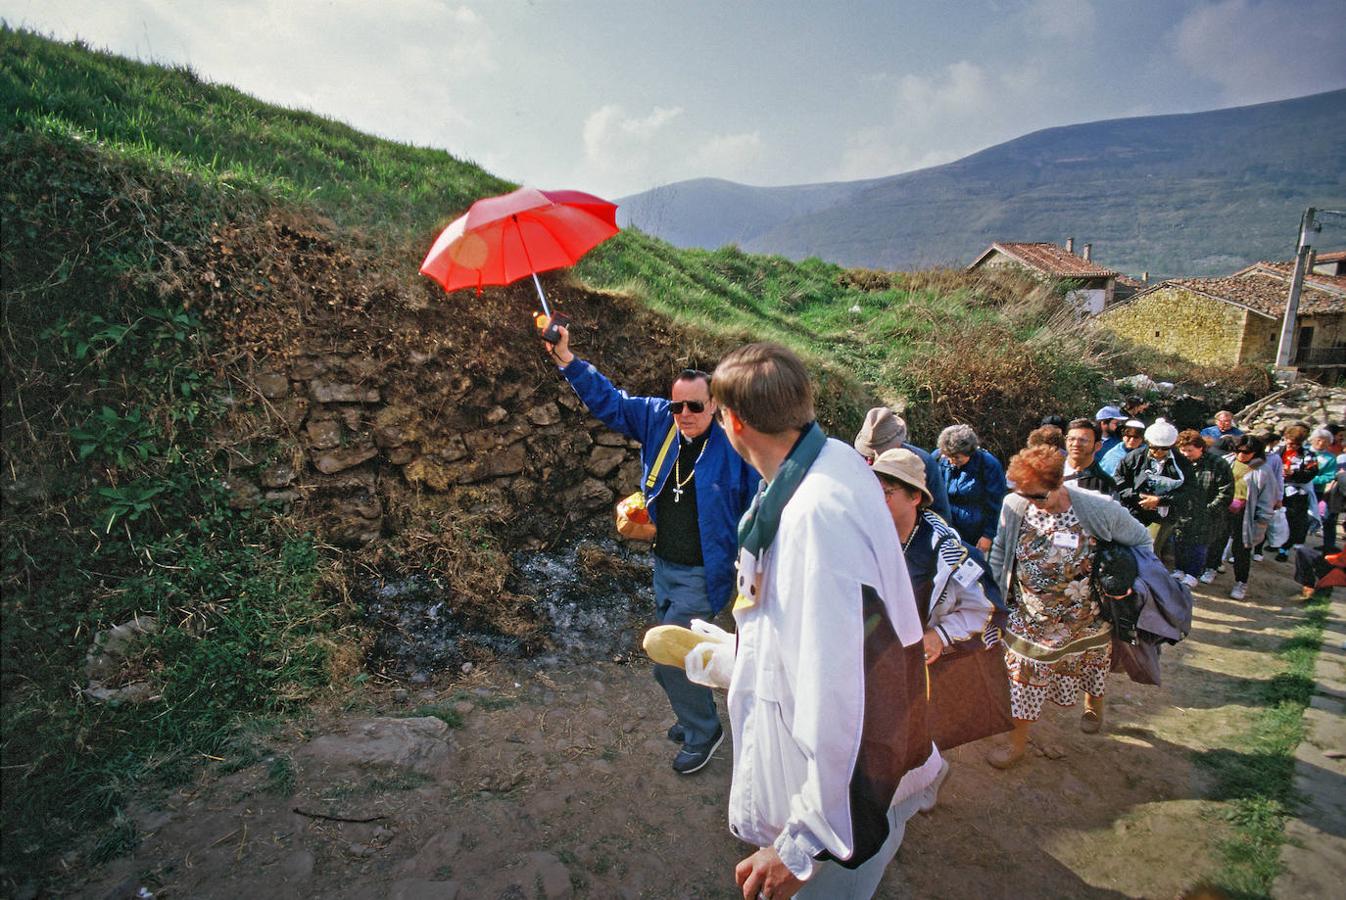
[672,726,724,775]
[666,724,685,743]
[1276,550,1289,562]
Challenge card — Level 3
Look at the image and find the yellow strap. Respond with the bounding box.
[645,423,679,493]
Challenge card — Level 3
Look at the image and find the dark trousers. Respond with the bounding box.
[1175,540,1208,578]
[1293,545,1331,590]
[1283,492,1311,548]
[1322,510,1338,552]
[1206,508,1231,570]
[651,558,720,746]
[1228,509,1252,584]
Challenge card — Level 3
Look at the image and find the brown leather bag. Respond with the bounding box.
[926,640,1014,751]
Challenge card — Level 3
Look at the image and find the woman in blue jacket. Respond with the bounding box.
[937,424,1007,554]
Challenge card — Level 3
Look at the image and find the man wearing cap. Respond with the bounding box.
[1200,410,1243,442]
[711,343,939,900]
[1114,418,1195,554]
[544,324,759,774]
[1100,419,1146,478]
[854,407,952,522]
[1094,405,1125,462]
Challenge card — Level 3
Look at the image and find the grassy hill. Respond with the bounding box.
[619,90,1346,277]
[0,27,1251,885]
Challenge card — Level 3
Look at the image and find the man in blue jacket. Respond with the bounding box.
[546,323,759,774]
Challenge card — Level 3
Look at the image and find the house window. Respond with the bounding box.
[1154,331,1161,338]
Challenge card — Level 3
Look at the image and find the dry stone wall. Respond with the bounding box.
[226,351,645,550]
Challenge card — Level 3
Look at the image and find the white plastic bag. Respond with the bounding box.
[1267,507,1290,548]
[684,618,735,690]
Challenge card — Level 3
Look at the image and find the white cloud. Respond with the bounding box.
[1173,0,1346,104]
[834,59,1059,180]
[689,131,764,173]
[1023,0,1096,41]
[576,103,763,196]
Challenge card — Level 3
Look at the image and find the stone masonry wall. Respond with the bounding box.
[1095,286,1249,367]
[225,352,646,551]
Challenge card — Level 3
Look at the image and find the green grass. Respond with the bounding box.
[0,25,512,250]
[1195,592,1331,898]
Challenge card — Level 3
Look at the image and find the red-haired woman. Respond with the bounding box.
[986,446,1150,769]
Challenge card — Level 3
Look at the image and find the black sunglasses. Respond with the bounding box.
[669,400,706,414]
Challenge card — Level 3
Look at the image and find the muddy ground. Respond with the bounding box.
[68,553,1319,900]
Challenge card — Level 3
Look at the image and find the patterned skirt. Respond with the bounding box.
[1004,641,1111,722]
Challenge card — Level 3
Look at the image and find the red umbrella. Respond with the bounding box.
[419,186,619,322]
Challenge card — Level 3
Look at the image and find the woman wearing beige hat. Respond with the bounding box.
[872,447,1003,807]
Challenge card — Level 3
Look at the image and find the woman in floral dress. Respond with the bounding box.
[987,445,1151,769]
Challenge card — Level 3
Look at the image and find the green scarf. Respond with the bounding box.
[737,422,827,558]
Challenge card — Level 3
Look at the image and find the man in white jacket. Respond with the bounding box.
[709,343,942,900]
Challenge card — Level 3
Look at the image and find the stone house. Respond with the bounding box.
[967,238,1118,314]
[1093,260,1345,373]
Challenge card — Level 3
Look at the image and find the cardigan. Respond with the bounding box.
[988,486,1152,600]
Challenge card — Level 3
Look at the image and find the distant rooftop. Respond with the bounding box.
[1162,271,1342,318]
[969,241,1118,278]
[1235,260,1346,297]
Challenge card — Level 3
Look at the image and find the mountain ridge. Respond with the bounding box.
[618,89,1346,277]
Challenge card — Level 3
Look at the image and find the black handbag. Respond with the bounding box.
[1092,541,1141,643]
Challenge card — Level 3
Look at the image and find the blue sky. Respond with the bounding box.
[2,0,1343,198]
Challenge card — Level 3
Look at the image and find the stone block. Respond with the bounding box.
[386,444,419,465]
[558,477,613,511]
[586,445,627,478]
[375,423,412,448]
[484,405,509,424]
[312,444,378,474]
[527,402,562,426]
[290,357,326,380]
[305,418,342,449]
[254,371,290,399]
[309,380,381,404]
[433,436,469,463]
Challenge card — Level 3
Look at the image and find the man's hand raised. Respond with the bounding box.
[544,320,574,366]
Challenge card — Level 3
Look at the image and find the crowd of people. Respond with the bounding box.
[542,322,1342,899]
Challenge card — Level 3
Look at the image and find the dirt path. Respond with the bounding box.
[73,558,1318,899]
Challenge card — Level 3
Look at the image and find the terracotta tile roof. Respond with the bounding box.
[1116,274,1147,290]
[1161,272,1344,318]
[969,242,1118,278]
[1236,261,1346,296]
[1313,249,1346,264]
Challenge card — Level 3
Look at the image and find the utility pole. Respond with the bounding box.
[1273,207,1317,381]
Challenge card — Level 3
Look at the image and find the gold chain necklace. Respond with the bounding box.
[671,455,695,502]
